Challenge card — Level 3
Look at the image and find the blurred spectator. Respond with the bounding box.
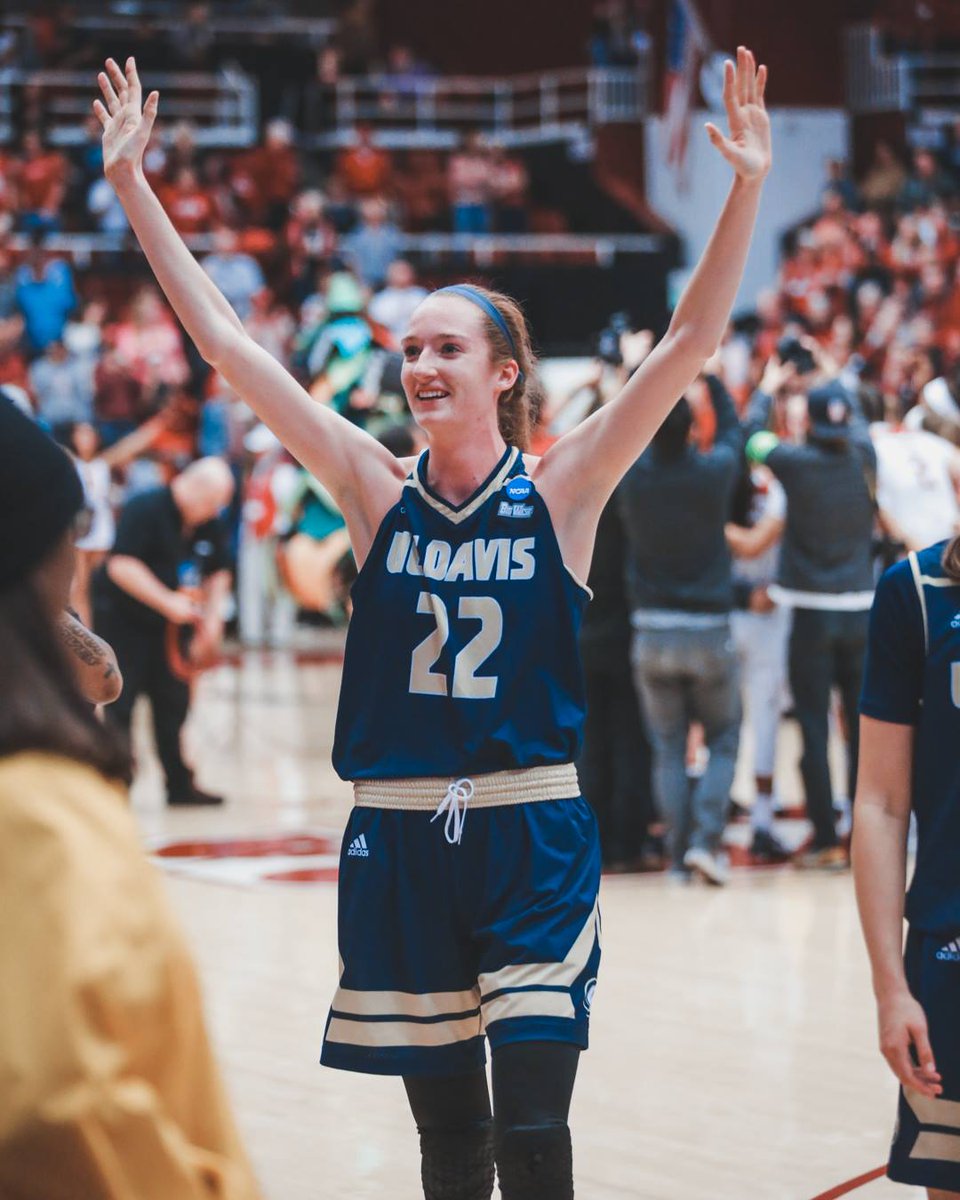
[87,172,129,234]
[448,132,491,234]
[29,339,94,427]
[488,141,530,233]
[285,189,338,290]
[577,378,655,871]
[231,120,301,230]
[15,129,68,235]
[726,461,791,860]
[368,259,428,340]
[393,149,448,232]
[380,44,435,118]
[859,140,908,207]
[93,330,148,447]
[161,166,216,236]
[335,124,394,200]
[619,375,744,885]
[69,114,105,218]
[823,157,860,212]
[341,197,405,289]
[871,390,960,553]
[238,425,299,647]
[113,286,190,391]
[14,239,77,355]
[900,148,954,210]
[244,288,296,367]
[745,368,876,870]
[300,44,342,136]
[169,1,214,70]
[201,225,266,322]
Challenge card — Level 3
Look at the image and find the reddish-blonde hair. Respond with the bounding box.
[445,285,543,450]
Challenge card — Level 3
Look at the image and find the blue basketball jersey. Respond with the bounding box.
[333,446,590,780]
[860,541,960,933]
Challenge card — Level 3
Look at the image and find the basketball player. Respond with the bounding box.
[854,536,960,1198]
[94,49,770,1200]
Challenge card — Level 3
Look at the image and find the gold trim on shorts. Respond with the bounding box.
[352,762,580,810]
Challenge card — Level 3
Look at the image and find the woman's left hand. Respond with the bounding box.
[706,46,771,183]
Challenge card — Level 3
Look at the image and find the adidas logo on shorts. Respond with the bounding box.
[936,940,960,962]
[347,833,369,858]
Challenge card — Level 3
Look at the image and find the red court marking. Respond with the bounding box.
[807,1165,886,1200]
[263,867,340,883]
[155,834,339,859]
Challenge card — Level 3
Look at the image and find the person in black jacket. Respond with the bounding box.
[93,458,234,806]
[745,367,877,869]
[618,374,743,885]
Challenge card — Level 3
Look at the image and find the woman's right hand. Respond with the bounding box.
[877,988,942,1097]
[93,57,159,187]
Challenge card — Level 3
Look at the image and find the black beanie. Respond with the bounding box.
[0,394,84,589]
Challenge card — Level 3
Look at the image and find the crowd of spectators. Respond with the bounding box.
[4,28,960,872]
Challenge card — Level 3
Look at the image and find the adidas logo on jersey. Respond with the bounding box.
[347,833,369,858]
[936,940,960,961]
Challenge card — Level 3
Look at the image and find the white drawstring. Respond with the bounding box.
[430,778,475,844]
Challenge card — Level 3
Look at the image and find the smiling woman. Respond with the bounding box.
[94,47,771,1200]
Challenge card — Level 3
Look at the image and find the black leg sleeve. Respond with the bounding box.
[491,1042,580,1200]
[403,1069,494,1200]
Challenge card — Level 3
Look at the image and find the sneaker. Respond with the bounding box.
[167,787,225,807]
[683,846,730,886]
[749,828,791,862]
[793,844,848,871]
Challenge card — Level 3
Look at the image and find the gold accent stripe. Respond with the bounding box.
[910,1131,960,1164]
[325,1014,481,1049]
[908,552,930,654]
[905,1088,960,1129]
[482,990,575,1026]
[563,563,593,600]
[412,448,520,525]
[331,986,480,1019]
[479,899,599,995]
[354,763,580,810]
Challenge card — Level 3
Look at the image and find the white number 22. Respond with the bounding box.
[409,592,503,699]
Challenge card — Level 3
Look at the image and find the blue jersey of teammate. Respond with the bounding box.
[333,445,590,780]
[860,541,960,933]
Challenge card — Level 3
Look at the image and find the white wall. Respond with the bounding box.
[644,108,849,315]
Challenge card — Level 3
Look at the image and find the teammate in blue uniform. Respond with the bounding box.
[95,48,771,1200]
[855,540,960,1199]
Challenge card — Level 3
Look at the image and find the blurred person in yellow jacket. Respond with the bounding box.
[0,392,260,1200]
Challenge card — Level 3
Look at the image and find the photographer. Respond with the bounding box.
[744,347,877,869]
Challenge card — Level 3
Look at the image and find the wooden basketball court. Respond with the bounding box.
[128,645,925,1199]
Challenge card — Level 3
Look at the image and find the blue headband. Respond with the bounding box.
[436,284,525,387]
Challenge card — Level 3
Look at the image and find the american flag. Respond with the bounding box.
[662,0,711,190]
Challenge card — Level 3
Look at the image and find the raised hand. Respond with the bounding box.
[705,46,771,183]
[93,57,159,185]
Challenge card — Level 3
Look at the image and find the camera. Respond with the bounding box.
[596,311,632,367]
[776,335,817,376]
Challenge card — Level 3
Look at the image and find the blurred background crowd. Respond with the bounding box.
[5,0,960,875]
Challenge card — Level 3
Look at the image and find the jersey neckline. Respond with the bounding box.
[410,445,520,524]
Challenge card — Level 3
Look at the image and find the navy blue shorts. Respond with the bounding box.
[320,793,601,1077]
[888,927,960,1190]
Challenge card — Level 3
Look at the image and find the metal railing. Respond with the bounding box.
[8,231,664,268]
[0,67,258,147]
[845,23,960,113]
[306,64,649,150]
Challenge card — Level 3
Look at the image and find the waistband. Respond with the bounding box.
[353,762,580,811]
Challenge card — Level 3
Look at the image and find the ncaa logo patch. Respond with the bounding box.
[583,978,597,1014]
[504,476,533,502]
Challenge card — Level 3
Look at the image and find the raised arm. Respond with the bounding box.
[537,48,771,567]
[93,58,404,564]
